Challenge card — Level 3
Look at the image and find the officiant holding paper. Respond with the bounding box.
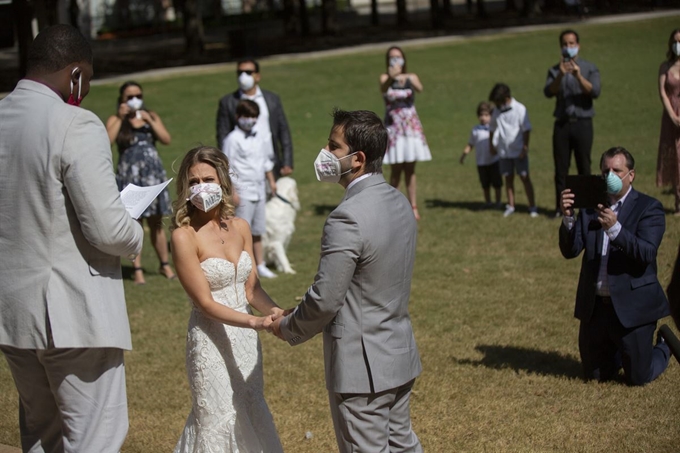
[106,81,175,284]
[559,146,672,385]
[0,25,143,451]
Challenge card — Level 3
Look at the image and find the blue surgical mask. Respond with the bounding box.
[563,46,579,59]
[605,170,631,195]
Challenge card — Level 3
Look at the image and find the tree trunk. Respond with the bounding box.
[430,0,443,28]
[12,0,33,78]
[321,0,336,34]
[179,0,205,55]
[396,0,407,25]
[442,0,452,17]
[476,0,487,17]
[298,0,309,36]
[370,0,378,25]
[283,0,298,35]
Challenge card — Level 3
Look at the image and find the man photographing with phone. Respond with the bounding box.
[545,29,601,218]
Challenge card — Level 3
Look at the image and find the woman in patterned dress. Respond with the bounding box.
[380,46,432,221]
[106,81,175,284]
[657,28,680,215]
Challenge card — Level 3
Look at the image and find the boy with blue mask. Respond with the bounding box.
[460,101,502,208]
[559,146,675,386]
[222,99,278,278]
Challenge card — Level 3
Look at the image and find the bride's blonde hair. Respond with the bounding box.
[172,146,235,229]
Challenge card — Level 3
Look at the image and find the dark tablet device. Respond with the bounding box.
[566,175,608,209]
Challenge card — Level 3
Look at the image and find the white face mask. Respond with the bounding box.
[188,183,222,212]
[238,72,255,91]
[389,57,405,68]
[563,46,579,59]
[126,97,143,111]
[313,149,357,183]
[673,42,680,57]
[238,116,258,132]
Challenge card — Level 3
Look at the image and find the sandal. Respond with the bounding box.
[133,267,146,285]
[159,262,177,280]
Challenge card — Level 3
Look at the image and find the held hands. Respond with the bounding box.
[267,307,294,340]
[560,189,575,217]
[251,315,274,331]
[596,204,617,230]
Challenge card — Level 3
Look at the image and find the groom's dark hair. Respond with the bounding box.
[331,108,386,174]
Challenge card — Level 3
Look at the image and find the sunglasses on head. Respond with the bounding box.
[126,94,143,100]
[237,70,255,76]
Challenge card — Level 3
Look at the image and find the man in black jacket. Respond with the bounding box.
[217,59,294,176]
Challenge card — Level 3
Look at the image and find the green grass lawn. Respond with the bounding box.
[2,15,680,452]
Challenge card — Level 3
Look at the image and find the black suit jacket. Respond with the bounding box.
[216,88,293,170]
[559,188,669,328]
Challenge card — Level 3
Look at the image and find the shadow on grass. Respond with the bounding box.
[453,344,582,379]
[426,199,558,218]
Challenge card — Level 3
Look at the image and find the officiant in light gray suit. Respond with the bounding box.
[270,109,423,453]
[0,25,143,452]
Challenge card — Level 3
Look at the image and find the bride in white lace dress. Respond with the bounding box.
[170,146,285,453]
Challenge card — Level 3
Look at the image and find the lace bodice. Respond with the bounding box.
[174,251,283,453]
[196,253,252,312]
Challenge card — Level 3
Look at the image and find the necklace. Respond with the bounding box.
[213,221,228,244]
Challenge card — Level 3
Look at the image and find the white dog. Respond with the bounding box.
[263,177,300,274]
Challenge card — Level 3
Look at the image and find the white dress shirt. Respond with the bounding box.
[240,86,275,158]
[222,126,274,202]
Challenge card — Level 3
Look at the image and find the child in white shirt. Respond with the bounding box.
[222,99,278,278]
[460,101,502,208]
[489,83,538,218]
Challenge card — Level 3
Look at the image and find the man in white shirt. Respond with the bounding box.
[216,59,294,177]
[489,83,537,218]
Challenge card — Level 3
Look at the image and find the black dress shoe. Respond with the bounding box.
[658,324,680,365]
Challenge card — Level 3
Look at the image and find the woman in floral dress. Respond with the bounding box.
[380,46,432,221]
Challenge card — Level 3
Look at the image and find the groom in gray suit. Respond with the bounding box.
[0,25,143,452]
[271,109,423,452]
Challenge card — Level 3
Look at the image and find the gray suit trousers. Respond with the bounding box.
[329,379,423,453]
[1,346,128,453]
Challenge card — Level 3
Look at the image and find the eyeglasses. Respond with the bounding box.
[237,70,255,76]
[126,94,143,100]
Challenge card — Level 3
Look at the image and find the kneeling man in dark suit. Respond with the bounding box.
[559,146,671,385]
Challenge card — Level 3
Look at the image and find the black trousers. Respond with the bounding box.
[552,118,594,211]
[578,296,670,386]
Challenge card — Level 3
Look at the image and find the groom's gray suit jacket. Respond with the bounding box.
[280,174,422,394]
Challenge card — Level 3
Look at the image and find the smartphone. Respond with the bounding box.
[561,48,571,63]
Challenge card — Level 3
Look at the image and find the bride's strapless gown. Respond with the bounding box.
[174,251,283,453]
